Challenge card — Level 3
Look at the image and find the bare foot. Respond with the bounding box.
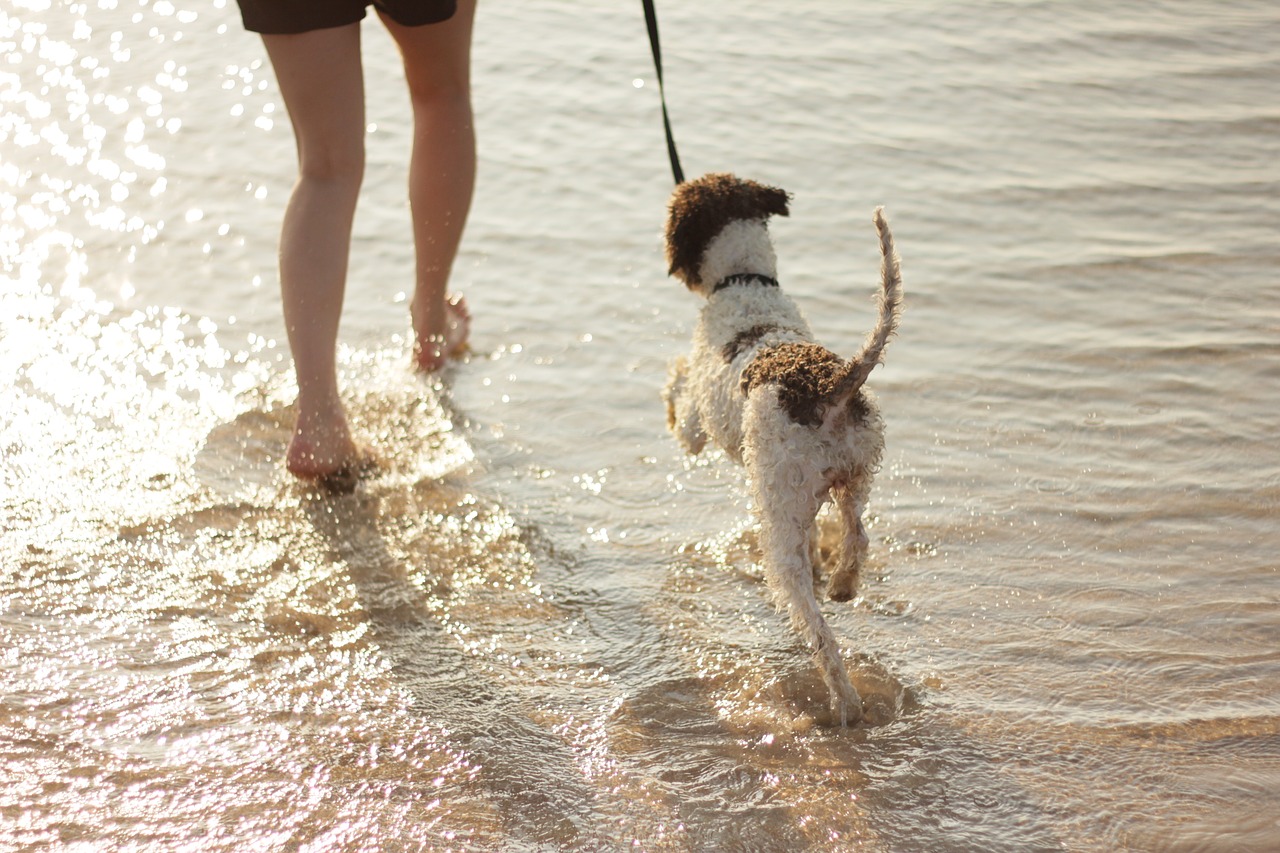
[286,413,382,494]
[309,446,382,495]
[413,293,471,372]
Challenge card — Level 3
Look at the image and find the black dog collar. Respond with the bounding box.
[712,273,780,294]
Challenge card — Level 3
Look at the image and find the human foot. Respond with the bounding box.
[310,446,382,495]
[413,293,471,372]
[287,418,382,495]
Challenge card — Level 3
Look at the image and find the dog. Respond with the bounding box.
[661,173,902,725]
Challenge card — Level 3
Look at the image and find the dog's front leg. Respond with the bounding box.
[662,356,708,454]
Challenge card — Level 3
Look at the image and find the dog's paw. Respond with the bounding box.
[826,569,858,602]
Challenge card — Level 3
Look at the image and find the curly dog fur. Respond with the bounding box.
[661,173,903,725]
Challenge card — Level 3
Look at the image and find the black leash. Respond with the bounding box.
[641,0,685,185]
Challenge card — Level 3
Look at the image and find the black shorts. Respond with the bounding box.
[237,0,457,35]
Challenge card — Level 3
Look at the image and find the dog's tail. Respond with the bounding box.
[827,208,903,406]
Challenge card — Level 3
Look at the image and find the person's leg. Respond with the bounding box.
[380,1,476,371]
[262,24,367,479]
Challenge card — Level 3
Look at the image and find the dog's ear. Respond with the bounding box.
[666,173,791,287]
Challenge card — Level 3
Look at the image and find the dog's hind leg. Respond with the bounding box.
[827,481,869,603]
[807,522,823,583]
[752,473,864,726]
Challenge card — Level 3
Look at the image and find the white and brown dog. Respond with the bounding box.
[661,173,903,725]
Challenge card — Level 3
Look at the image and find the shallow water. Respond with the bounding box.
[2,0,1278,850]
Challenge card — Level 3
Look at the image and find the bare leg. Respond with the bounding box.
[262,24,367,481]
[381,3,477,371]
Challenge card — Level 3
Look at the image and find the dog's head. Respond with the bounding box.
[665,173,791,291]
